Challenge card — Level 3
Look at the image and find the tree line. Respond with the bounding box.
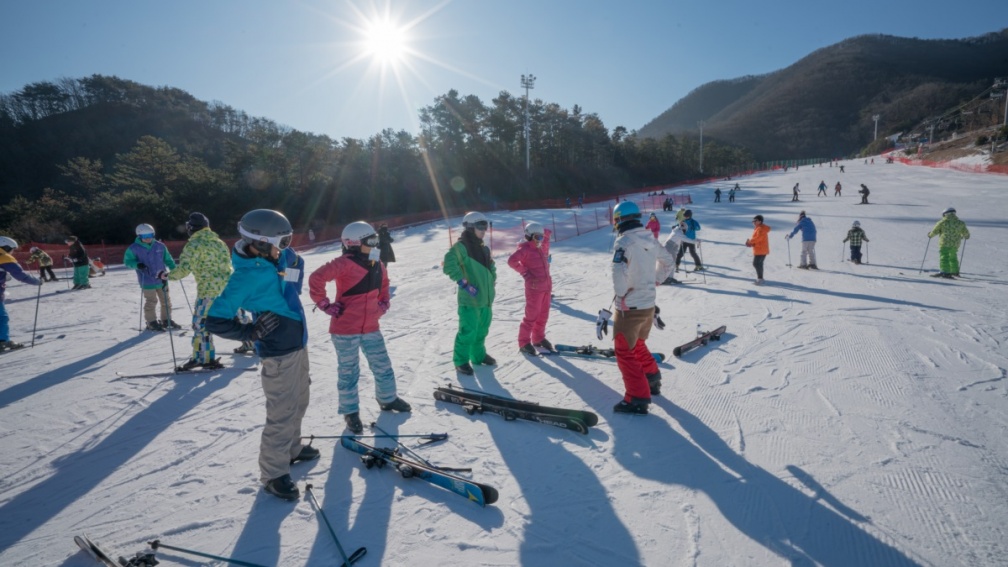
[0,75,754,244]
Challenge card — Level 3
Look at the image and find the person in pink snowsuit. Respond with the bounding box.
[645,213,661,239]
[507,222,554,355]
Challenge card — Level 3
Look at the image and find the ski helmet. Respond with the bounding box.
[0,236,18,252]
[30,246,40,253]
[341,221,378,249]
[462,211,489,230]
[186,212,209,235]
[612,201,641,227]
[942,207,956,216]
[238,209,293,254]
[524,222,545,240]
[852,220,861,228]
[683,209,693,218]
[135,223,156,237]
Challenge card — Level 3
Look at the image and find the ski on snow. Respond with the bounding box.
[672,325,727,357]
[340,435,499,506]
[74,534,158,566]
[114,366,255,379]
[553,343,666,363]
[433,384,598,434]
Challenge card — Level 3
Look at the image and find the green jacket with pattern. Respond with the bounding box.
[167,227,233,298]
[927,214,970,249]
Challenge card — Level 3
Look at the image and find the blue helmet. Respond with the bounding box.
[613,201,641,226]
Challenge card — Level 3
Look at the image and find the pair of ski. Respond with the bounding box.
[433,384,599,435]
[115,364,255,379]
[552,344,666,363]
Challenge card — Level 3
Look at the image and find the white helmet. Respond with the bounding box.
[852,220,861,228]
[524,222,544,239]
[341,221,378,248]
[30,246,40,253]
[135,223,156,237]
[942,207,956,215]
[462,211,489,230]
[0,236,18,251]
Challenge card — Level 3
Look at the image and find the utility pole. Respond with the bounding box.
[928,123,936,148]
[698,120,705,174]
[872,114,880,141]
[521,74,536,178]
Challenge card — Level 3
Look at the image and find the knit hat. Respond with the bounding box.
[799,211,806,219]
[187,212,209,232]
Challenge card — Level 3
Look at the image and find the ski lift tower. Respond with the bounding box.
[994,78,1007,126]
[521,74,536,178]
[873,114,880,141]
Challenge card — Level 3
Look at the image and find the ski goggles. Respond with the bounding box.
[471,221,489,230]
[362,234,379,247]
[530,233,544,241]
[138,233,155,240]
[239,226,293,252]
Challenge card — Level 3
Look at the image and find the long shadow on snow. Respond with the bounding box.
[0,334,155,410]
[0,371,245,552]
[450,368,641,567]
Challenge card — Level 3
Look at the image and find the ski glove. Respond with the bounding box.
[653,306,666,330]
[458,279,478,297]
[251,311,280,341]
[378,300,390,314]
[156,270,168,281]
[596,308,612,340]
[316,298,344,318]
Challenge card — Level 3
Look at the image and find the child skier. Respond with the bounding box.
[28,246,57,282]
[1,237,43,351]
[123,223,179,332]
[443,211,497,376]
[927,207,970,277]
[843,221,869,264]
[508,222,555,355]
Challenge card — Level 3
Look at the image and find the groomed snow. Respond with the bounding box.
[1,160,1006,566]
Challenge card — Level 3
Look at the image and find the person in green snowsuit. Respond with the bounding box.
[168,212,233,370]
[927,207,970,277]
[443,211,497,375]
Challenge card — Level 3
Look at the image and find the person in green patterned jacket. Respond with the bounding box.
[168,212,233,370]
[443,211,497,375]
[927,207,970,278]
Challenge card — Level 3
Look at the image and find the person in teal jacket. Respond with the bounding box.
[928,207,970,278]
[205,209,316,501]
[443,211,497,375]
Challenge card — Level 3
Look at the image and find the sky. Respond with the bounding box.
[1,0,1005,141]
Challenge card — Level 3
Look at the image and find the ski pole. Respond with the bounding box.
[786,238,792,268]
[30,281,42,348]
[302,433,448,444]
[178,279,193,315]
[163,280,178,370]
[697,241,706,284]
[64,257,71,289]
[918,237,931,274]
[958,239,966,273]
[840,241,845,263]
[138,286,144,333]
[865,240,869,264]
[304,484,367,567]
[370,422,471,472]
[148,540,269,567]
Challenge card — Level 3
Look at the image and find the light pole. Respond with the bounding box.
[521,74,536,178]
[698,120,705,174]
[872,114,880,141]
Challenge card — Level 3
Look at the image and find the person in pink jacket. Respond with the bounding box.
[645,213,661,239]
[308,221,411,434]
[507,222,555,355]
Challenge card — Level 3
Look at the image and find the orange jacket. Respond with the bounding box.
[747,224,771,255]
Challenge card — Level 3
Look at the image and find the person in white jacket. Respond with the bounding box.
[606,201,676,414]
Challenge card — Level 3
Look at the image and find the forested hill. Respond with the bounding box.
[639,30,1008,160]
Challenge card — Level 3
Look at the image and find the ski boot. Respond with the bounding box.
[534,339,557,353]
[646,371,662,396]
[161,319,182,330]
[613,397,650,415]
[344,412,364,434]
[379,397,413,412]
[519,343,538,356]
[264,474,299,501]
[145,320,165,332]
[290,444,320,465]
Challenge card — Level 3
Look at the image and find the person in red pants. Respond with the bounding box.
[508,222,555,355]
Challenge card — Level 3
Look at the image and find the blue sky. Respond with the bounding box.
[1,1,1004,140]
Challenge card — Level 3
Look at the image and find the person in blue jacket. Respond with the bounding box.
[205,209,317,501]
[123,223,178,332]
[1,236,42,351]
[786,210,818,269]
[675,209,703,271]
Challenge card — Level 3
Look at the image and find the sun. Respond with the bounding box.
[363,19,409,66]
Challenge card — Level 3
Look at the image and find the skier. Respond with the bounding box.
[205,209,315,501]
[309,221,411,435]
[443,211,497,376]
[123,223,179,332]
[28,246,57,282]
[728,187,736,203]
[508,222,555,356]
[843,220,869,264]
[675,206,687,224]
[786,211,818,269]
[840,165,845,173]
[658,222,685,285]
[791,183,800,202]
[859,184,870,204]
[714,187,722,202]
[167,213,231,370]
[834,181,842,197]
[64,235,91,290]
[645,212,661,239]
[675,209,703,271]
[377,223,396,264]
[1,237,43,351]
[745,215,771,285]
[927,207,970,278]
[606,201,674,414]
[817,181,828,197]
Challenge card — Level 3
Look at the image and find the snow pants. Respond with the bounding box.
[189,297,216,364]
[0,302,9,341]
[141,287,172,324]
[676,243,701,269]
[453,305,492,366]
[73,265,89,287]
[517,288,551,347]
[331,331,398,415]
[939,245,960,275]
[258,347,310,484]
[753,254,766,279]
[800,241,817,267]
[613,308,658,401]
[850,245,863,263]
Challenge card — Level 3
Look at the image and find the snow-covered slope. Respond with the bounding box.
[1,160,1006,566]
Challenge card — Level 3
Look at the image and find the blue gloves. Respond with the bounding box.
[458,279,478,297]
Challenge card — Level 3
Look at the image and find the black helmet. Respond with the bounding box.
[238,209,293,255]
[683,209,693,218]
[186,212,209,235]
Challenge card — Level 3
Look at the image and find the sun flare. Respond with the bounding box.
[363,20,409,65]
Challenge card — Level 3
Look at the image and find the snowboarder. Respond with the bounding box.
[843,221,869,264]
[64,235,91,290]
[927,207,970,277]
[817,181,827,197]
[123,223,179,332]
[28,246,57,282]
[377,223,396,264]
[786,211,818,269]
[443,211,497,376]
[792,183,800,202]
[606,201,676,414]
[0,237,42,351]
[675,209,703,271]
[714,188,722,202]
[745,215,771,285]
[205,209,315,501]
[859,184,870,204]
[309,221,411,435]
[167,212,232,370]
[645,212,661,239]
[507,222,555,355]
